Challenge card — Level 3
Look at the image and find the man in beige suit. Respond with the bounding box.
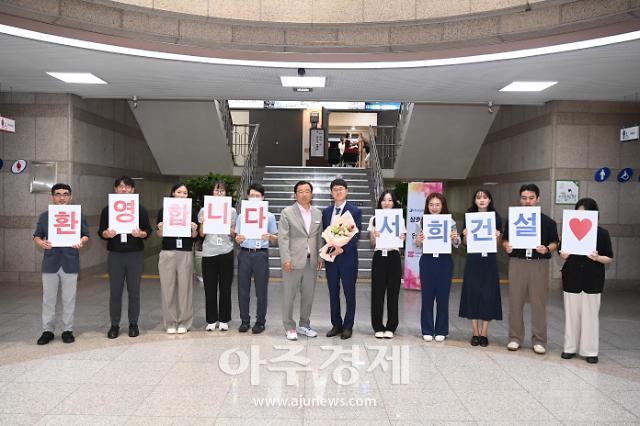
[278,180,324,340]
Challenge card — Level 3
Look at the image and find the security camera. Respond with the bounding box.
[297,68,306,77]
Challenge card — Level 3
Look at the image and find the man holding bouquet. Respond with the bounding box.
[322,178,362,340]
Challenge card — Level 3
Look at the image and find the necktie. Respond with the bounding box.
[335,208,341,216]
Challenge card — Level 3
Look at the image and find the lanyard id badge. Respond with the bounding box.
[526,248,533,258]
[433,253,439,258]
[255,240,262,249]
[120,234,127,243]
[382,249,388,257]
[216,237,223,246]
[176,238,182,249]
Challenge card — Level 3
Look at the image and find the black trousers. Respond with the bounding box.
[107,251,144,327]
[202,251,234,324]
[370,250,402,332]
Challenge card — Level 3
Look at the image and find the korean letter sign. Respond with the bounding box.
[108,194,139,234]
[162,197,192,237]
[508,206,541,249]
[240,200,268,239]
[422,214,452,254]
[203,196,232,235]
[48,205,82,247]
[374,209,405,249]
[465,211,497,254]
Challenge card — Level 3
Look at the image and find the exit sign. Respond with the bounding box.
[0,115,15,133]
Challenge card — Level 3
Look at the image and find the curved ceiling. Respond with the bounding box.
[0,21,639,104]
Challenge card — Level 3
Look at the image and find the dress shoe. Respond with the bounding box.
[326,326,343,337]
[128,324,139,337]
[479,336,489,347]
[340,329,352,340]
[37,331,54,345]
[61,330,75,344]
[238,321,250,333]
[561,352,576,359]
[252,322,265,334]
[107,326,119,339]
[586,356,599,364]
[470,335,480,346]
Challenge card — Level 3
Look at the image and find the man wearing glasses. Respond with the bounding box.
[278,181,324,340]
[98,176,152,339]
[322,178,362,340]
[33,183,89,345]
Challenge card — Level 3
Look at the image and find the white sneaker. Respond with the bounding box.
[533,344,546,354]
[166,327,177,334]
[205,323,217,331]
[286,329,298,340]
[177,327,187,334]
[423,335,434,342]
[383,331,394,339]
[435,335,446,342]
[374,331,385,338]
[297,326,318,338]
[218,322,228,331]
[507,341,520,351]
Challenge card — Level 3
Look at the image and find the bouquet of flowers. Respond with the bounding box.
[320,210,359,262]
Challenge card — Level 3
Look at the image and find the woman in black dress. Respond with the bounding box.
[559,198,613,364]
[459,188,503,347]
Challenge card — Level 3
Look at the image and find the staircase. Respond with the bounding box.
[258,166,375,280]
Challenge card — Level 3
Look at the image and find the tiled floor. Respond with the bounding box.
[0,276,639,425]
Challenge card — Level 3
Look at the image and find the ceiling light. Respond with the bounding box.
[46,72,108,84]
[281,76,325,87]
[499,81,557,92]
[293,87,312,92]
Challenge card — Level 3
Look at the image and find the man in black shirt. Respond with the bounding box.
[98,176,152,339]
[502,184,559,355]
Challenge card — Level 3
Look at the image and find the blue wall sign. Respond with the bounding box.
[594,167,611,182]
[617,168,634,183]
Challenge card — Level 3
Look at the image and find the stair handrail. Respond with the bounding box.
[367,125,385,203]
[237,124,260,205]
[214,99,235,159]
[395,102,414,156]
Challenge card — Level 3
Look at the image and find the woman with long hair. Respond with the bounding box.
[459,188,503,347]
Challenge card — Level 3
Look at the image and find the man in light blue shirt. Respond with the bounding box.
[235,183,278,334]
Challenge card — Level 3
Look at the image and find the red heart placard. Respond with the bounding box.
[569,218,592,241]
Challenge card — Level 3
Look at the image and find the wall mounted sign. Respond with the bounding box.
[0,115,15,133]
[617,168,634,183]
[594,167,611,182]
[555,180,580,204]
[11,160,27,174]
[620,125,639,142]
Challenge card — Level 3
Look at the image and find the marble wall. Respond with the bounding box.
[0,93,173,282]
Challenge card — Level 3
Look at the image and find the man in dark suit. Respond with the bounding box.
[322,178,362,340]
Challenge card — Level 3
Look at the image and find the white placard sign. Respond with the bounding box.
[203,196,233,235]
[508,206,541,249]
[561,210,598,256]
[162,197,192,238]
[240,200,269,239]
[422,214,452,254]
[108,193,139,234]
[48,205,82,247]
[374,209,405,249]
[465,211,497,254]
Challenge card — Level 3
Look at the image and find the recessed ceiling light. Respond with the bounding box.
[46,72,108,84]
[499,81,557,92]
[281,76,325,88]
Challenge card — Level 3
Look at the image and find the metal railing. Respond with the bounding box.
[215,99,234,150]
[367,125,385,203]
[231,124,254,167]
[237,124,260,205]
[370,125,399,169]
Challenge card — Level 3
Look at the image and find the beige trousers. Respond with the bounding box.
[508,258,550,346]
[563,291,601,357]
[158,250,194,330]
